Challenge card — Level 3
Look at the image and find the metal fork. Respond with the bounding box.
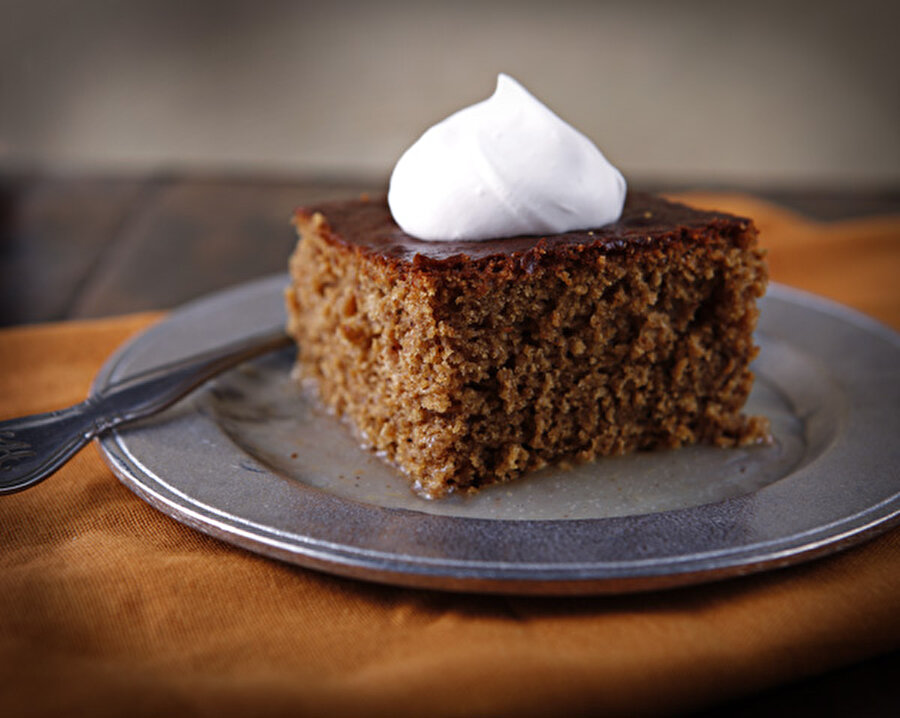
[0,327,292,495]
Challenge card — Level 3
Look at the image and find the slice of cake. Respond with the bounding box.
[284,191,769,498]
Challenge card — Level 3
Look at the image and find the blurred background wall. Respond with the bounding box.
[1,0,897,186]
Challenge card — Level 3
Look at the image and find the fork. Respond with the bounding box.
[0,327,292,495]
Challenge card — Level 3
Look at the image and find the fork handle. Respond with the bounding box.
[0,327,292,495]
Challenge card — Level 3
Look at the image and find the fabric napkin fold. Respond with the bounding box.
[1,194,898,717]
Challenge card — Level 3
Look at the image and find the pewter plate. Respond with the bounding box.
[94,275,900,594]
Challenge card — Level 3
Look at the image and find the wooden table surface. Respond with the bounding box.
[1,173,898,717]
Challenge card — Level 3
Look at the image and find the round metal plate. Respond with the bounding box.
[94,275,900,594]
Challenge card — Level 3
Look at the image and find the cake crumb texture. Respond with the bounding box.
[286,196,769,498]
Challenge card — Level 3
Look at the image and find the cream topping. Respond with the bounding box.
[388,74,626,242]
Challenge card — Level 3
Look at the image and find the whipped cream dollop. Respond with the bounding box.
[388,74,626,242]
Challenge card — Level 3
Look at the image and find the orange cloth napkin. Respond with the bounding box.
[1,194,899,717]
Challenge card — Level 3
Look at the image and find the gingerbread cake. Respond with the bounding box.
[285,192,769,498]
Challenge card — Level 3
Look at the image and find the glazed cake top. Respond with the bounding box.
[293,192,754,272]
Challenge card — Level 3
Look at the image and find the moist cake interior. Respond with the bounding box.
[285,192,769,498]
